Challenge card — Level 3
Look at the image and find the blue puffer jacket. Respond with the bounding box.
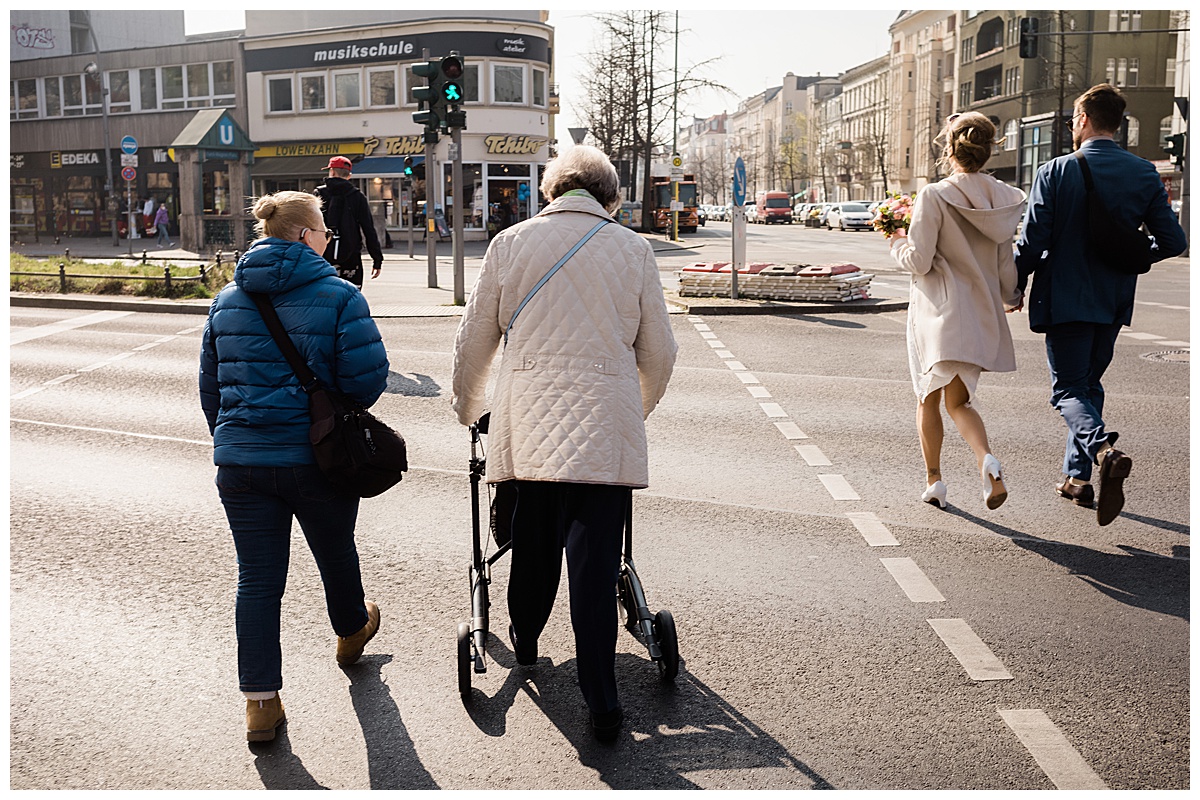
[199,237,389,466]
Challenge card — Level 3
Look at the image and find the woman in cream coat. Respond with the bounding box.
[451,145,677,741]
[890,112,1026,510]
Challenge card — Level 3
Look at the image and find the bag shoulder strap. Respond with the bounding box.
[1074,151,1096,193]
[504,218,612,346]
[248,292,322,394]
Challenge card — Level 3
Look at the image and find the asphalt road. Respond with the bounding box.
[7,253,1190,789]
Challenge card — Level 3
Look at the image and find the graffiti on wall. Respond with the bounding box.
[12,24,56,49]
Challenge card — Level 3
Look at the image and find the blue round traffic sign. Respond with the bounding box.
[732,157,747,206]
[120,135,138,155]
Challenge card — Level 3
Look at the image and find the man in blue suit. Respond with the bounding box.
[1015,84,1187,526]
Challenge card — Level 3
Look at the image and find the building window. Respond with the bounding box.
[161,65,184,110]
[976,66,1001,100]
[1020,122,1054,188]
[1110,10,1142,31]
[367,68,396,107]
[906,108,913,130]
[1166,58,1176,88]
[959,81,972,108]
[61,72,103,116]
[461,64,480,102]
[107,70,131,113]
[1116,58,1127,87]
[961,37,974,64]
[44,76,61,117]
[186,64,210,108]
[1106,58,1116,84]
[1003,119,1018,150]
[140,68,158,111]
[907,70,914,91]
[493,64,525,104]
[1004,66,1020,95]
[1006,17,1019,47]
[532,68,546,107]
[1127,58,1139,87]
[212,61,235,106]
[12,78,39,119]
[905,147,911,168]
[1160,116,1173,147]
[268,75,293,112]
[333,70,361,110]
[1125,116,1140,147]
[300,73,326,111]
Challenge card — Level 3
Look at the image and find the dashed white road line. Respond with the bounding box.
[1120,331,1165,340]
[747,386,772,398]
[774,421,809,440]
[794,444,831,466]
[759,402,787,418]
[714,349,735,358]
[818,474,860,500]
[734,372,759,384]
[880,558,946,602]
[706,340,725,348]
[724,360,746,371]
[846,512,899,546]
[1156,340,1190,347]
[700,331,718,339]
[998,710,1108,790]
[10,417,209,446]
[927,619,1013,681]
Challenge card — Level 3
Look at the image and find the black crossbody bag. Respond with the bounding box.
[1075,152,1153,275]
[249,292,407,498]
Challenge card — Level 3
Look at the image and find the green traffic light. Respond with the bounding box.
[442,82,462,103]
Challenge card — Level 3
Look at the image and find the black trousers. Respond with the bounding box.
[505,480,629,714]
[332,253,364,287]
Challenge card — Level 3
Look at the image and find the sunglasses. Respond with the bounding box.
[302,227,333,241]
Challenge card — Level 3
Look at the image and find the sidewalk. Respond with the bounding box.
[9,233,908,317]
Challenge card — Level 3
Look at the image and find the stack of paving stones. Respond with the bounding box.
[678,262,873,302]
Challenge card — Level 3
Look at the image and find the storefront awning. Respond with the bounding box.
[251,155,333,177]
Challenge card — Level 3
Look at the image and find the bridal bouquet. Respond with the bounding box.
[872,191,913,239]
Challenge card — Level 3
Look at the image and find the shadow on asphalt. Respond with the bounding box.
[775,314,868,329]
[248,721,330,789]
[346,654,440,789]
[384,370,442,397]
[462,643,832,789]
[947,507,1189,621]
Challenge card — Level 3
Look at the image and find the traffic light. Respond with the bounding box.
[1163,132,1186,168]
[1019,17,1039,59]
[412,58,442,129]
[403,156,414,177]
[440,53,463,105]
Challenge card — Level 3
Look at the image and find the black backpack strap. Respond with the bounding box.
[1074,151,1095,193]
[247,292,322,394]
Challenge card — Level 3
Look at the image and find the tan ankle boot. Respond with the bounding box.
[246,695,285,742]
[337,600,380,666]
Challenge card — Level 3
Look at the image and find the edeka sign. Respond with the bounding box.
[50,151,100,168]
[363,135,423,157]
[484,135,546,156]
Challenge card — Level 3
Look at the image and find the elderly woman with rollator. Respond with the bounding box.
[451,145,677,742]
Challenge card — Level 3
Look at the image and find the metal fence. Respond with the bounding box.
[10,249,240,295]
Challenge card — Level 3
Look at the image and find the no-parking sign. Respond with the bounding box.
[121,166,136,181]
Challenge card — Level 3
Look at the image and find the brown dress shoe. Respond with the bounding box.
[1055,477,1095,508]
[246,695,285,742]
[1096,448,1132,526]
[337,600,380,666]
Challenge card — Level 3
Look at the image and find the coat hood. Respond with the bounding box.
[317,177,356,197]
[936,172,1027,244]
[234,237,338,295]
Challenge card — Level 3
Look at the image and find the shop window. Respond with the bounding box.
[187,64,211,108]
[13,79,39,119]
[493,64,525,104]
[203,168,231,215]
[444,162,484,228]
[162,66,185,109]
[108,70,131,113]
[140,68,158,110]
[301,73,326,111]
[532,68,546,107]
[44,76,61,117]
[462,64,479,102]
[268,76,293,112]
[368,68,396,107]
[334,71,361,110]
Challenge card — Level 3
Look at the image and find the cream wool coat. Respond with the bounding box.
[451,194,677,488]
[890,172,1027,375]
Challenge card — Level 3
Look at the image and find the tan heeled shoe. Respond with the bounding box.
[982,454,1008,510]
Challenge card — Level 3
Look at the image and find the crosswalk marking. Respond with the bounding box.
[11,310,133,345]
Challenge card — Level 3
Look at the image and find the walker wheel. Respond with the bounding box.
[652,609,679,682]
[456,622,472,701]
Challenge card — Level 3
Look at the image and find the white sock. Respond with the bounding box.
[1067,477,1088,487]
[243,690,277,701]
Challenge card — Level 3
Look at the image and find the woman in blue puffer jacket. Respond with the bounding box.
[199,190,389,743]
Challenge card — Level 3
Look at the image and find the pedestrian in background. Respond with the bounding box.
[314,156,383,288]
[889,112,1026,511]
[1015,84,1187,525]
[199,190,390,743]
[450,145,677,742]
[153,203,171,248]
[142,195,156,234]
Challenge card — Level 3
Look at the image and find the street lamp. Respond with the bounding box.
[84,42,119,246]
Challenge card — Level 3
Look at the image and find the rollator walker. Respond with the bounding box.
[456,412,680,700]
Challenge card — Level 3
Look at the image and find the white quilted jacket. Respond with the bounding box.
[451,194,677,488]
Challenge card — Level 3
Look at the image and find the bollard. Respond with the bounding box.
[59,263,67,294]
[64,248,70,261]
[141,250,148,264]
[163,266,172,295]
[199,263,207,285]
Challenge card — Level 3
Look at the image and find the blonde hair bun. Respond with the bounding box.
[250,191,321,240]
[253,195,279,221]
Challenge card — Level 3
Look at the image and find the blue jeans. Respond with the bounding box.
[156,224,170,245]
[216,465,367,693]
[506,481,628,715]
[1044,322,1122,480]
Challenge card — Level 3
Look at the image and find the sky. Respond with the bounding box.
[184,7,899,135]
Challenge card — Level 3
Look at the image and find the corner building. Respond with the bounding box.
[243,11,556,241]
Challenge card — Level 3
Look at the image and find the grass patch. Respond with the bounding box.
[9,253,234,299]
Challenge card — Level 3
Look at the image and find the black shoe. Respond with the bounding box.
[1096,448,1132,527]
[508,624,537,666]
[590,707,623,743]
[1055,477,1095,508]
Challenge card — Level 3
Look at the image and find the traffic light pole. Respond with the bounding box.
[425,138,437,288]
[406,179,415,259]
[451,126,465,305]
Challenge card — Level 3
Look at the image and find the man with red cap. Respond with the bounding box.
[314,156,383,287]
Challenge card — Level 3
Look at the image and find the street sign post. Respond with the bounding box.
[731,157,747,299]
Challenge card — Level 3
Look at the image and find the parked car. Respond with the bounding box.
[714,204,729,221]
[755,190,793,224]
[793,202,810,221]
[815,203,835,226]
[826,202,875,231]
[744,202,759,223]
[697,205,707,226]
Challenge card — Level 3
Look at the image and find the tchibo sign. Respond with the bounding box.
[50,151,100,168]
